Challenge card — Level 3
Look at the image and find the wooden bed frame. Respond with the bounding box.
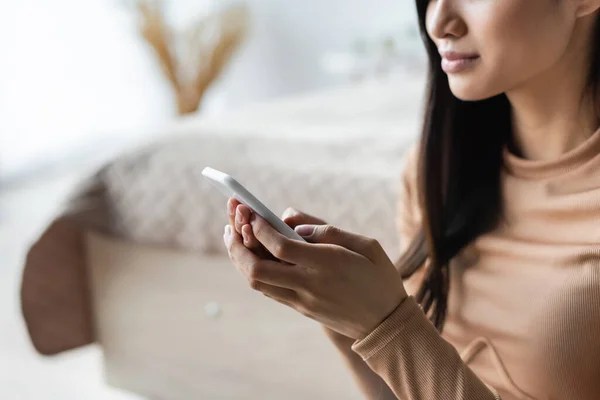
[86,231,363,400]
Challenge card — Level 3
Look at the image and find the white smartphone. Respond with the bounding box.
[202,167,305,242]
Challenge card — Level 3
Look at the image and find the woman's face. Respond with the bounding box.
[425,0,584,101]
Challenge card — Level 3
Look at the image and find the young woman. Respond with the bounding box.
[224,0,600,398]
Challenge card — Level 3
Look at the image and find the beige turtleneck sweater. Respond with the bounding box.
[351,132,600,399]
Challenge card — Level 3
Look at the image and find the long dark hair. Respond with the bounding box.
[396,2,514,331]
[400,2,600,332]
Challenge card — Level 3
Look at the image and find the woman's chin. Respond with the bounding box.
[448,78,500,102]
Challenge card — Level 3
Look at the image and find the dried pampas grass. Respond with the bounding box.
[135,1,248,115]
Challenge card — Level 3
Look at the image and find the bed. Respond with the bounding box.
[20,71,425,399]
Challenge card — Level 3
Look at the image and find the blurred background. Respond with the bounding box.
[0,0,421,180]
[0,0,425,398]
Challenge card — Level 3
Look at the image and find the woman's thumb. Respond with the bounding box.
[295,225,350,245]
[295,224,386,263]
[282,208,326,227]
[294,224,317,238]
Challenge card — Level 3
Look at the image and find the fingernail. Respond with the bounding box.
[236,209,243,223]
[242,229,249,243]
[295,225,314,237]
[228,201,234,216]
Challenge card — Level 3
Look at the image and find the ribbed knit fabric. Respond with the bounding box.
[352,131,600,399]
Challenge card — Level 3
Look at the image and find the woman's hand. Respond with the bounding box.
[223,209,408,340]
[227,198,325,259]
[228,199,357,344]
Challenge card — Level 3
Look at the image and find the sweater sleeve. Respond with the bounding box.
[352,296,501,400]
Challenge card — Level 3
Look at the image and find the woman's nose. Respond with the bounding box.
[426,0,467,41]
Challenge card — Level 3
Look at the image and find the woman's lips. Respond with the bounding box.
[440,51,480,73]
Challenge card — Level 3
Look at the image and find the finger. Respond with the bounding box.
[241,223,260,247]
[250,214,308,263]
[295,224,388,265]
[225,226,304,290]
[227,202,272,259]
[227,198,241,231]
[234,204,253,234]
[254,283,298,305]
[264,293,296,309]
[281,207,326,228]
[241,224,275,260]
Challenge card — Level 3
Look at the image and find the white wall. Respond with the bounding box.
[0,0,419,179]
[208,0,419,108]
[0,0,174,178]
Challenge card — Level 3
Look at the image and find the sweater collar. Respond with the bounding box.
[503,128,600,179]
